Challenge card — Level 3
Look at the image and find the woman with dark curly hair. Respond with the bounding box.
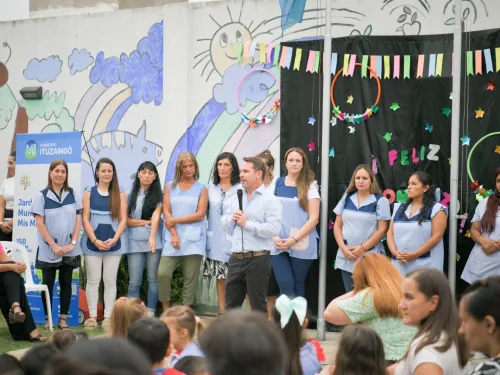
[461,167,500,284]
[203,152,240,315]
[387,172,447,276]
[126,161,163,316]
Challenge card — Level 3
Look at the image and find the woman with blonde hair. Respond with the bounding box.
[159,152,208,310]
[272,147,320,298]
[333,165,391,292]
[109,297,147,338]
[324,253,417,364]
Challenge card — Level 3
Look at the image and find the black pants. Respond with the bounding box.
[0,209,13,242]
[0,263,37,340]
[41,264,73,316]
[226,253,271,313]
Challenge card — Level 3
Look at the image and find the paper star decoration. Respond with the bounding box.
[448,158,452,165]
[495,146,500,155]
[449,93,452,100]
[425,123,433,132]
[330,118,337,126]
[487,81,495,91]
[390,103,400,111]
[465,230,471,238]
[383,132,392,142]
[348,126,355,134]
[346,95,354,104]
[308,116,316,126]
[460,136,471,146]
[475,108,485,118]
[442,107,452,117]
[328,219,334,230]
[308,141,316,151]
[329,148,335,157]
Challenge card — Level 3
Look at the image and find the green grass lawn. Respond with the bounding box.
[0,318,104,354]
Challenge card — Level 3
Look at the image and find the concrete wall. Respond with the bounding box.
[0,0,29,22]
[0,0,498,184]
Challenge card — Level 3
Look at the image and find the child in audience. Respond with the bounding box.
[174,356,209,375]
[272,295,323,375]
[459,276,500,375]
[50,330,88,350]
[110,297,147,338]
[128,317,184,375]
[20,343,59,375]
[330,325,387,375]
[161,306,205,367]
[0,353,23,375]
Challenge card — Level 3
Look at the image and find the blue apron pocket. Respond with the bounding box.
[185,226,201,242]
[86,224,121,252]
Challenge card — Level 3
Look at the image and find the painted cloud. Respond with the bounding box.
[23,55,63,83]
[68,48,94,75]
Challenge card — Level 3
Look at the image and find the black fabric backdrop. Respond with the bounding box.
[280,29,500,319]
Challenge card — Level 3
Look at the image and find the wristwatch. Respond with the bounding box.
[71,240,77,246]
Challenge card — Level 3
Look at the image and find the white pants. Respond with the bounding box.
[84,255,122,318]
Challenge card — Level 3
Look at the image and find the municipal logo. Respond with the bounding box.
[25,141,37,160]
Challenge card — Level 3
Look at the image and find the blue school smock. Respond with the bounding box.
[462,197,500,283]
[162,181,206,257]
[126,189,163,253]
[80,186,128,256]
[333,192,391,273]
[206,183,241,263]
[168,342,204,368]
[300,341,323,375]
[271,177,320,260]
[391,202,447,276]
[30,188,82,263]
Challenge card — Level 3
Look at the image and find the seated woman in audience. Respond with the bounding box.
[320,325,388,375]
[324,253,417,364]
[389,268,468,375]
[0,242,45,342]
[272,294,323,375]
[161,305,205,367]
[459,276,500,375]
[109,297,147,338]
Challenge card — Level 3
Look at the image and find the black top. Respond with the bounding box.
[467,358,500,375]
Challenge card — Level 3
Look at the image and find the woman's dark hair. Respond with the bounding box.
[462,276,500,327]
[333,325,387,375]
[174,356,208,375]
[405,268,468,367]
[480,167,500,234]
[257,150,275,180]
[271,306,304,375]
[212,152,240,186]
[95,158,121,221]
[9,151,16,160]
[127,162,162,220]
[399,171,435,225]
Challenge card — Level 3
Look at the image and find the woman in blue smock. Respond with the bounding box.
[31,159,81,331]
[159,152,208,310]
[126,161,163,316]
[333,165,391,292]
[387,171,447,276]
[462,168,500,283]
[203,152,240,315]
[272,148,320,298]
[81,157,128,330]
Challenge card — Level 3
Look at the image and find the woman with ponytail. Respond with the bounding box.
[462,168,500,283]
[387,172,447,276]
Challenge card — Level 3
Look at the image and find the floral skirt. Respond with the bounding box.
[203,258,228,280]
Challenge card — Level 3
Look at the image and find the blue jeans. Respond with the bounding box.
[127,251,161,312]
[271,253,314,297]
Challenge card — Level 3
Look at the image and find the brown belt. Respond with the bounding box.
[232,251,270,260]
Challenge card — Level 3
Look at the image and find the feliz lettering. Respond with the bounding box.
[387,144,441,167]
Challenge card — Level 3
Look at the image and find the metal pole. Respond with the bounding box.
[317,0,332,341]
[448,0,463,296]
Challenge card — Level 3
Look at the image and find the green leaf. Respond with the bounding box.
[445,17,456,25]
[411,12,417,23]
[403,6,411,15]
[397,14,407,23]
[463,8,470,20]
[364,25,373,35]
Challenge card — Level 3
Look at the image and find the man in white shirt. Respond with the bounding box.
[221,157,282,313]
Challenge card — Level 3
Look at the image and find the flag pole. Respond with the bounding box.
[317,0,332,341]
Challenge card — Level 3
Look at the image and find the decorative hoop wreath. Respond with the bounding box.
[236,68,280,127]
[466,131,500,200]
[330,63,381,123]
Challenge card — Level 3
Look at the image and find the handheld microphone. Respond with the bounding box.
[237,189,243,211]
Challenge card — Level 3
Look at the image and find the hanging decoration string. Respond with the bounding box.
[236,68,280,127]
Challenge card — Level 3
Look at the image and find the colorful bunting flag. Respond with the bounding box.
[273,44,281,67]
[267,43,274,65]
[348,54,356,76]
[361,55,369,78]
[370,55,377,78]
[436,54,443,76]
[314,51,321,73]
[484,49,493,73]
[466,51,474,75]
[404,55,410,79]
[331,52,338,75]
[285,47,293,69]
[428,54,436,77]
[236,43,243,63]
[259,43,266,63]
[280,46,288,68]
[306,50,314,73]
[417,55,424,78]
[393,55,400,79]
[384,55,390,79]
[294,48,302,71]
[343,54,350,76]
[249,42,257,57]
[475,50,482,75]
